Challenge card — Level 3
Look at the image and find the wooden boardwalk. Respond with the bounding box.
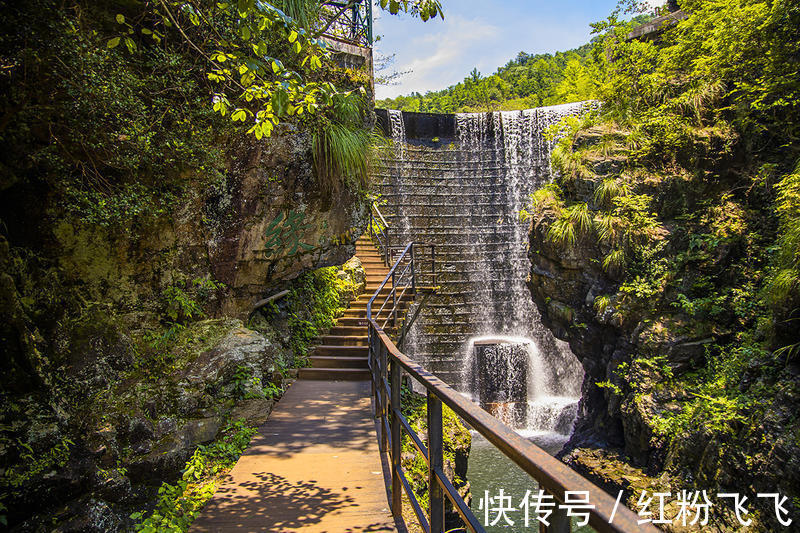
[192,380,398,532]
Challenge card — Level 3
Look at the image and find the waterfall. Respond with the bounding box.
[378,103,590,441]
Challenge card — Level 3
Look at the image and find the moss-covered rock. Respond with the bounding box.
[527,119,800,529]
[0,318,288,530]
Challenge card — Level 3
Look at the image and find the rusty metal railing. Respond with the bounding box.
[366,246,658,533]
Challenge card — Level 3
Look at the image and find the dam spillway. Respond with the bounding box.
[375,106,587,433]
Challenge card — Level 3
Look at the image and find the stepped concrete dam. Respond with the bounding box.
[375,105,589,438]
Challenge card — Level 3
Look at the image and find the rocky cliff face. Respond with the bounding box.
[1,251,368,530]
[44,127,368,324]
[0,86,369,533]
[0,2,374,529]
[526,123,800,529]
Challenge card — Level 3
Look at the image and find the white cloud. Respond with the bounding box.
[375,15,501,99]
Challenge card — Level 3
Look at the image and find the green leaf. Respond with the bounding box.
[271,89,289,116]
[116,13,125,24]
[288,30,298,43]
[107,37,121,48]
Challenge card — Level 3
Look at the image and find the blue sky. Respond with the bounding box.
[373,0,665,99]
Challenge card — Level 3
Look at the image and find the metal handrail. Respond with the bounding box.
[373,201,389,228]
[366,248,658,533]
[369,202,391,266]
[366,241,436,332]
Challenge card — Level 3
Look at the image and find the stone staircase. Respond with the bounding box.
[298,235,413,380]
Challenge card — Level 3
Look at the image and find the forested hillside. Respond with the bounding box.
[377,44,594,112]
[377,16,654,113]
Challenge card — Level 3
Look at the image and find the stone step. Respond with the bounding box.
[309,356,369,369]
[345,305,410,316]
[329,325,367,336]
[352,293,413,304]
[336,317,368,327]
[311,345,368,357]
[345,304,411,316]
[298,367,370,381]
[319,335,368,347]
[359,288,395,299]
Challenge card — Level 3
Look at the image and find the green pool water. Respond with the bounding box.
[466,432,595,533]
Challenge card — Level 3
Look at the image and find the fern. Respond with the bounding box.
[565,203,593,235]
[593,178,630,206]
[593,294,612,314]
[547,217,577,247]
[595,213,623,244]
[767,161,800,308]
[602,248,626,273]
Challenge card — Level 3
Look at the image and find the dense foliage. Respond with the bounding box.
[527,0,800,525]
[0,0,441,233]
[0,1,439,529]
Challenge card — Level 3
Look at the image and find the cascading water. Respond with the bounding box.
[378,103,590,444]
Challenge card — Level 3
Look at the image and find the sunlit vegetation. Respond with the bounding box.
[526,0,800,510]
[130,420,257,533]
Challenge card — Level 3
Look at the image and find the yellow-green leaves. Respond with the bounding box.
[115,14,125,24]
[107,37,120,48]
[155,0,359,141]
[212,96,229,116]
[378,0,444,21]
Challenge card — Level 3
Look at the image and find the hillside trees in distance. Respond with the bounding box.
[378,43,596,113]
[376,14,658,113]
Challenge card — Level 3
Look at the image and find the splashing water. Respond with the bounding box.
[379,103,593,443]
[463,335,579,441]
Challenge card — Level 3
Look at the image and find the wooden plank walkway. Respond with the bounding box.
[192,380,398,532]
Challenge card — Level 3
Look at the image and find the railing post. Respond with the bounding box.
[365,0,373,45]
[385,231,391,266]
[427,391,444,533]
[369,325,378,418]
[390,358,402,517]
[411,244,417,293]
[431,244,436,287]
[541,504,571,533]
[391,269,398,329]
[380,342,389,453]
